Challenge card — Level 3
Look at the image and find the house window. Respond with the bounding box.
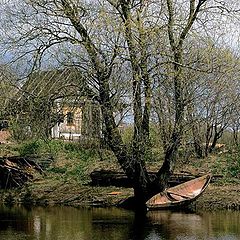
[67,112,74,125]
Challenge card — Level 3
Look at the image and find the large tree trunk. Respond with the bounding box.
[233,127,239,147]
[60,0,206,211]
[191,124,204,158]
[209,126,224,153]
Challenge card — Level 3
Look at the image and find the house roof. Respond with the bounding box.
[3,67,98,117]
[21,67,95,100]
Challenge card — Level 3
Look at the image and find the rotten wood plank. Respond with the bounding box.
[90,170,222,188]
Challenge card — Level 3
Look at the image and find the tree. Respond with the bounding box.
[1,0,240,210]
[0,65,18,119]
[153,3,240,158]
[185,47,240,156]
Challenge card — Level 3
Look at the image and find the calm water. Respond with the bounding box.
[0,205,239,240]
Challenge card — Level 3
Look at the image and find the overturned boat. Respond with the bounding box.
[147,174,211,210]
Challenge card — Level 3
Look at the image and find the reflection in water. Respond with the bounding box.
[146,211,240,240]
[0,205,240,240]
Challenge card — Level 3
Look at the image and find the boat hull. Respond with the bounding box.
[147,174,211,210]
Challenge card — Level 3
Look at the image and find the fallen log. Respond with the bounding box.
[90,170,222,188]
[0,156,51,189]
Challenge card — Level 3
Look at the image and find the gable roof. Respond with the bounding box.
[21,67,94,100]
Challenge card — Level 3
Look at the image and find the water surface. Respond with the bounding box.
[0,205,239,240]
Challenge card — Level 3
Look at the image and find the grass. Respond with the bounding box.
[3,139,106,185]
[9,138,240,176]
[1,138,240,209]
[0,144,19,156]
[3,137,240,187]
[18,139,64,157]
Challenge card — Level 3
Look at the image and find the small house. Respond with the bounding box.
[10,67,101,140]
[51,99,101,140]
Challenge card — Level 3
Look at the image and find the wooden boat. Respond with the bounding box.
[146,174,211,210]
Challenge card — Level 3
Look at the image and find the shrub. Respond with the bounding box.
[47,166,67,174]
[68,162,88,182]
[63,142,98,161]
[19,140,41,156]
[19,139,64,157]
[226,148,240,178]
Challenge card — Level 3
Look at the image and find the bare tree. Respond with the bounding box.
[0,65,18,119]
[1,0,240,210]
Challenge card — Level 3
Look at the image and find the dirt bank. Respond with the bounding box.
[195,184,240,211]
[1,177,239,211]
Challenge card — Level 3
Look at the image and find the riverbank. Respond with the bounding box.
[0,141,240,211]
[1,179,240,211]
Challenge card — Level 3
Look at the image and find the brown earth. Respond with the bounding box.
[195,184,240,211]
[0,130,11,144]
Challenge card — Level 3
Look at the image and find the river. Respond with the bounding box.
[0,205,239,240]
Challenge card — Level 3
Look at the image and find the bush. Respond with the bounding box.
[19,139,64,157]
[63,142,97,160]
[19,140,41,156]
[121,126,134,145]
[68,162,88,182]
[226,148,240,178]
[18,139,100,162]
[47,166,67,174]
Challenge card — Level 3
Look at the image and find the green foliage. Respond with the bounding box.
[120,124,162,148]
[47,166,67,174]
[43,140,65,157]
[0,144,19,156]
[211,148,240,179]
[17,140,99,184]
[18,139,100,164]
[9,119,31,141]
[220,130,235,147]
[60,143,100,183]
[120,124,163,162]
[18,139,64,157]
[19,140,41,156]
[226,148,240,178]
[121,126,133,145]
[211,157,225,175]
[149,124,162,148]
[63,142,98,161]
[144,147,164,163]
[67,162,89,183]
